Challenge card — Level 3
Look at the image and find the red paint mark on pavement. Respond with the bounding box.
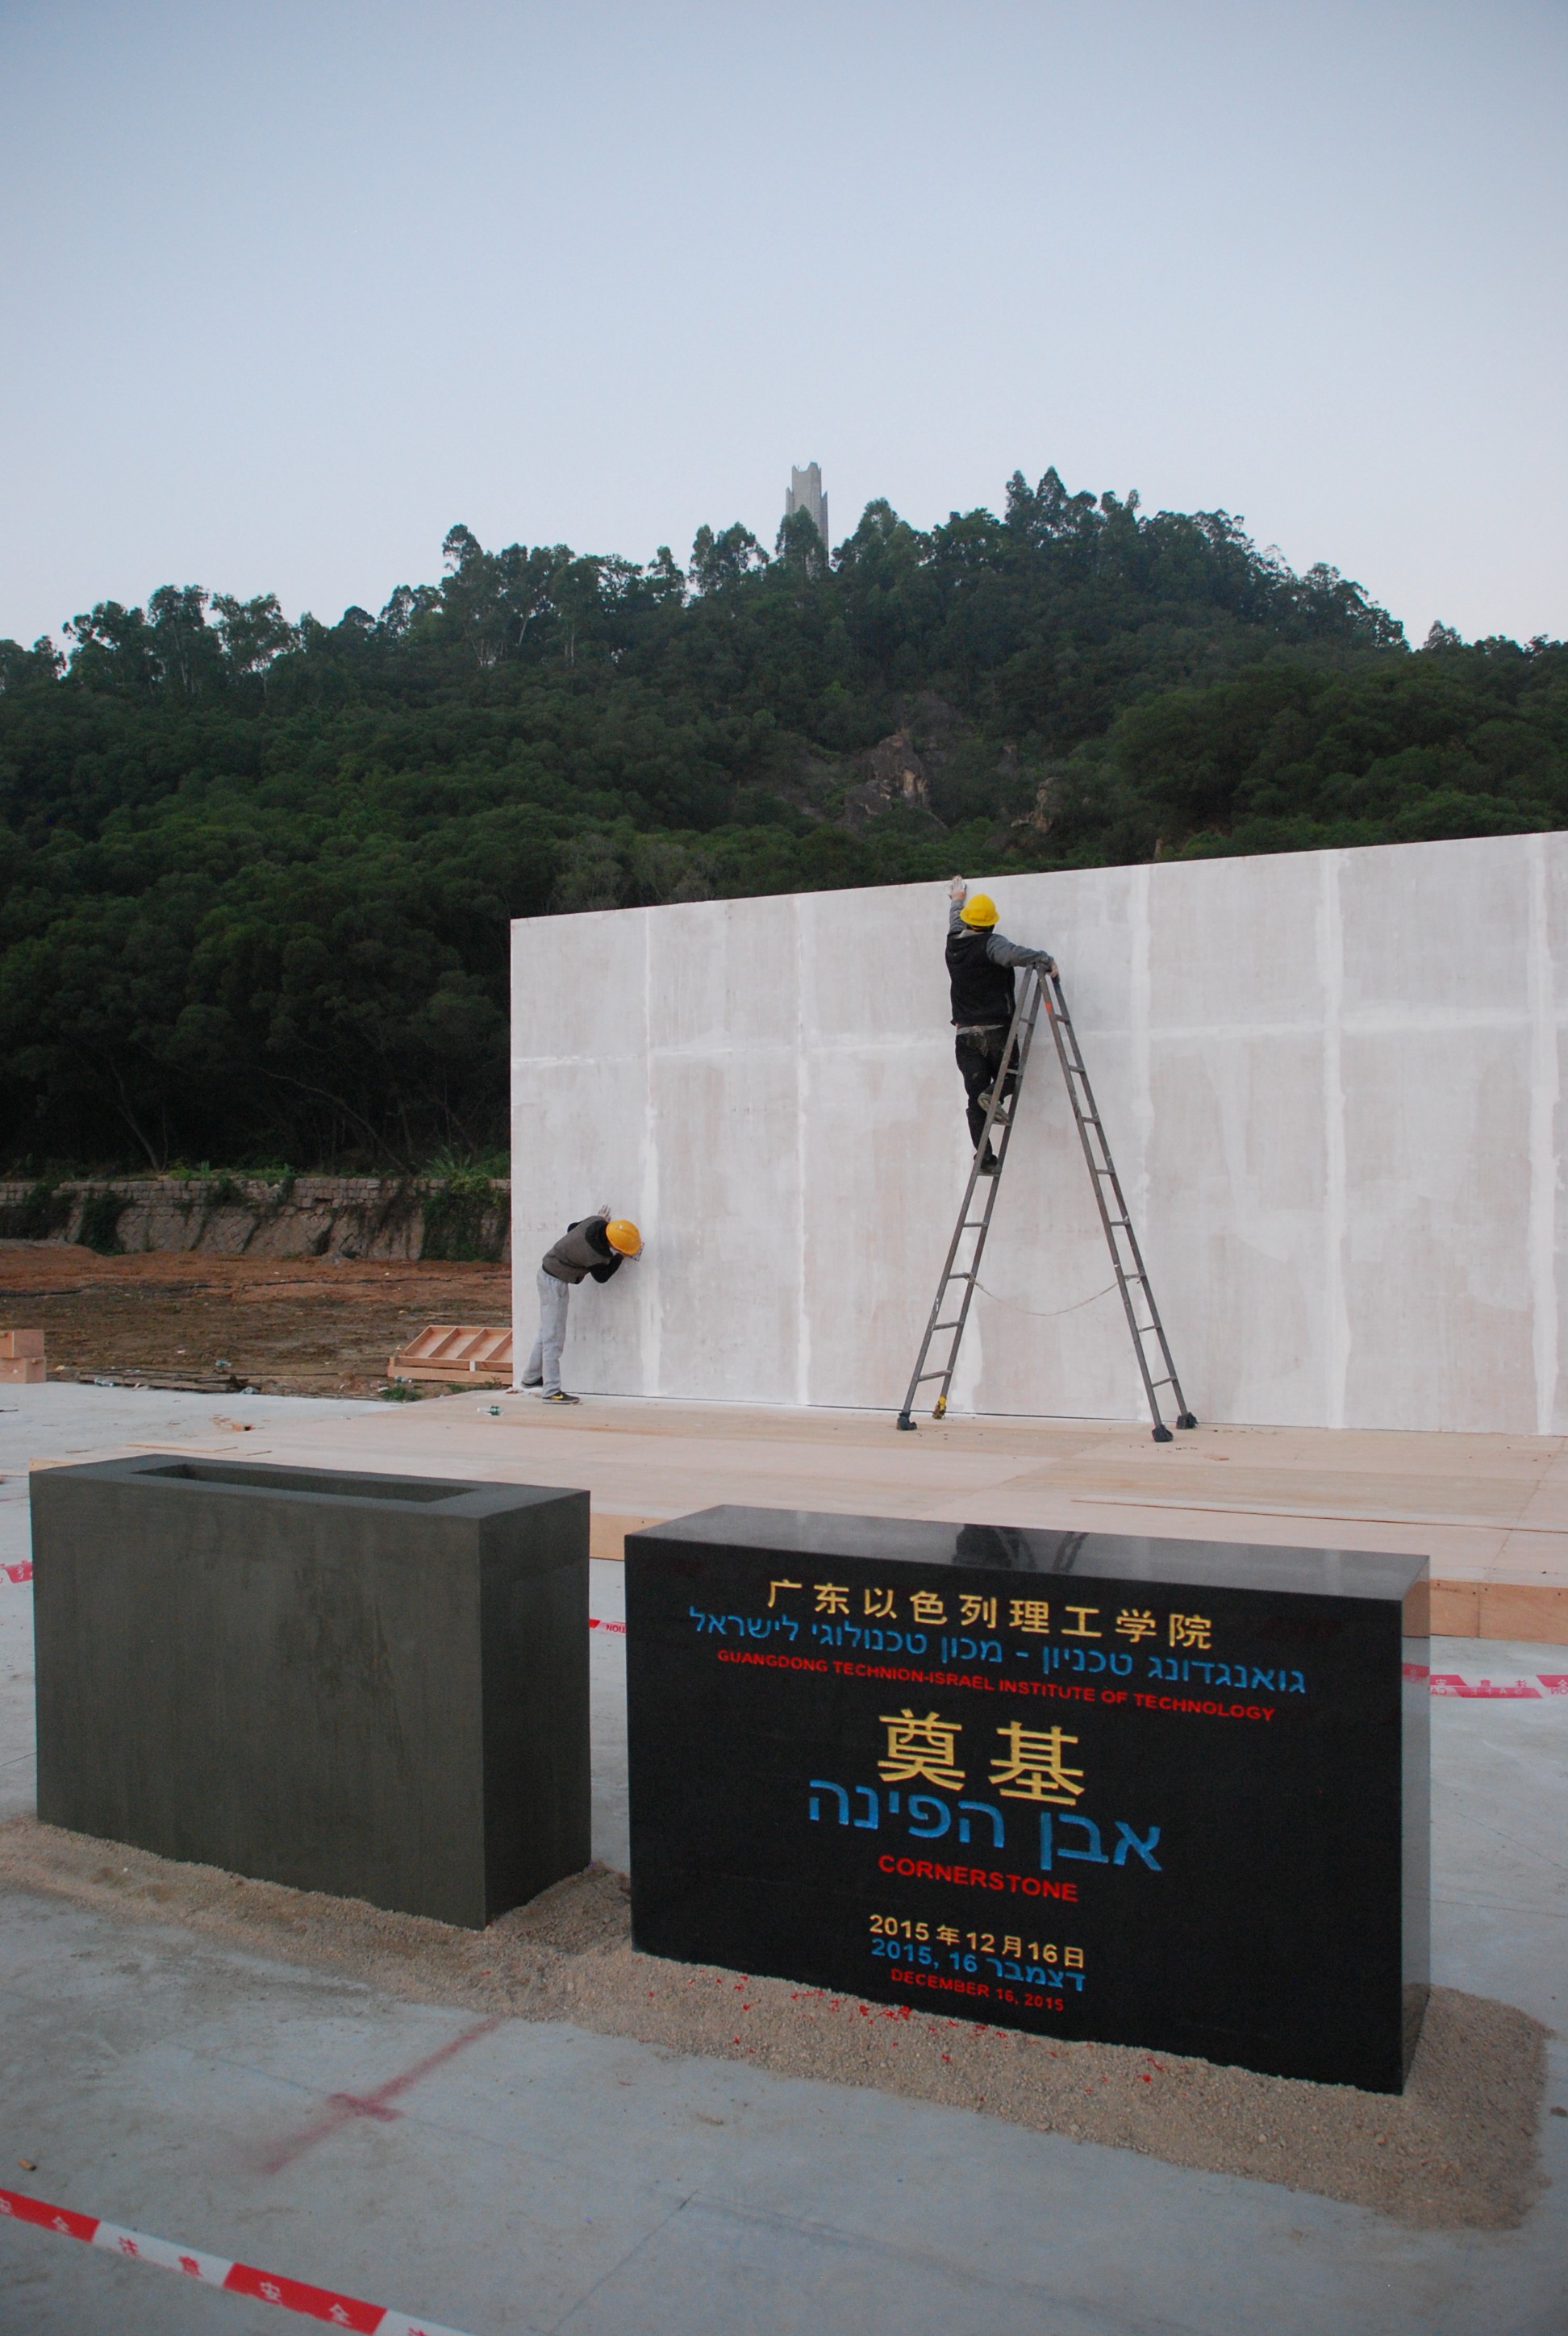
[0,2184,473,2333]
[258,2017,502,2175]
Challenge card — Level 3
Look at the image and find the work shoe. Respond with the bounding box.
[978,1088,994,1112]
[540,1389,580,1404]
[520,1374,543,1388]
[977,1150,1000,1176]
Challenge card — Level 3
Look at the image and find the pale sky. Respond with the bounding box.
[0,0,1562,651]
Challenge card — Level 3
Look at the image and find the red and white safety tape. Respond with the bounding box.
[1404,1662,1568,1698]
[0,2184,474,2333]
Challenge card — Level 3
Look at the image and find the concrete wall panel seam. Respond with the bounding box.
[1528,835,1560,1437]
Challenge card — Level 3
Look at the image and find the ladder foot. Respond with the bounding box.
[1152,1424,1174,1443]
[896,1412,917,1432]
[1176,1412,1198,1430]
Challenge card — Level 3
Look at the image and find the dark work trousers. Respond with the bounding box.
[955,1025,1015,1151]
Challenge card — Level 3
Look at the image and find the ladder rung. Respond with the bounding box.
[932,1320,961,1333]
[915,1370,948,1384]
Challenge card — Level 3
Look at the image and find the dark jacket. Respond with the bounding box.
[540,1217,623,1285]
[947,904,1053,1028]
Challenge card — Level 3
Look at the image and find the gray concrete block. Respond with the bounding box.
[31,1455,590,1927]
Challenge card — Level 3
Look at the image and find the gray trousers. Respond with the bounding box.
[523,1267,571,1394]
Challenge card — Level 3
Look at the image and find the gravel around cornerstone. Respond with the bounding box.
[0,1818,1543,2233]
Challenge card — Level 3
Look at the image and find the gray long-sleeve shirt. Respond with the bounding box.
[948,903,1054,970]
[541,1218,623,1285]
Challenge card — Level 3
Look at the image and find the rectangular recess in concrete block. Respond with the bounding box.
[628,1507,1429,2092]
[32,1455,590,1928]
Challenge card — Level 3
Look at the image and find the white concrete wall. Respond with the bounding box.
[511,832,1568,1433]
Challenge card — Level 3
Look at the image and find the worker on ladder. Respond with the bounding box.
[947,876,1056,1174]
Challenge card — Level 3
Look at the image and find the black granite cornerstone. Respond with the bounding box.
[627,1508,1429,2092]
[33,1456,590,1928]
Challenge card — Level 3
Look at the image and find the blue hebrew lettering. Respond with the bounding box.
[940,1637,955,1664]
[906,1633,928,1654]
[1249,1667,1278,1692]
[884,1631,903,1654]
[746,1617,771,1639]
[1040,1812,1053,1871]
[1024,1965,1051,1985]
[1113,1821,1161,1870]
[1086,1650,1106,1674]
[956,1636,977,1662]
[907,1795,951,1838]
[853,1787,878,1829]
[886,1789,901,1812]
[778,1616,798,1642]
[1287,1670,1307,1694]
[1001,1959,1024,1982]
[978,1639,1001,1663]
[809,1782,849,1824]
[1110,1651,1132,1676]
[865,1629,883,1653]
[844,1625,862,1650]
[957,1800,1005,1849]
[1057,1817,1108,1864]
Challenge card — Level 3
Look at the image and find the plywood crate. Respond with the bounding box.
[0,1329,45,1383]
[388,1324,513,1385]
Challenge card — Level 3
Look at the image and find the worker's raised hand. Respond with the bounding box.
[948,875,967,903]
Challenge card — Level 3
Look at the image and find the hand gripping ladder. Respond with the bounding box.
[896,967,1197,1442]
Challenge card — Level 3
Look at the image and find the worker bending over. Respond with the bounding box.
[947,876,1056,1174]
[523,1206,641,1404]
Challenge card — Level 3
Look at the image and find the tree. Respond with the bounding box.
[2,469,1553,1171]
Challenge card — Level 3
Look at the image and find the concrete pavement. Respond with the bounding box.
[0,1383,1563,2334]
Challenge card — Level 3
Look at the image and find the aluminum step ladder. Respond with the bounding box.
[895,967,1197,1442]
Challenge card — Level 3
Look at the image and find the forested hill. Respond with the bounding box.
[2,469,1564,1171]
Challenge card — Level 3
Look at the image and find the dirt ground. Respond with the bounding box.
[0,1820,1545,2233]
[0,1241,511,1398]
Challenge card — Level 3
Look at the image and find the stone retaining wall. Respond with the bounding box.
[0,1175,511,1263]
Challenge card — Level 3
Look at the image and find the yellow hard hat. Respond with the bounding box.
[960,893,999,928]
[606,1218,642,1257]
